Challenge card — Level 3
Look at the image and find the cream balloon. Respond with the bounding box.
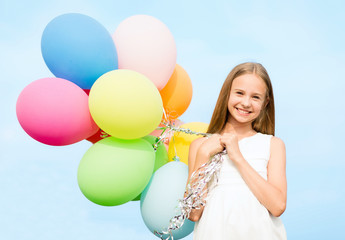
[113,15,177,90]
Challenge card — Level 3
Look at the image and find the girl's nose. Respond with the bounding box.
[241,97,251,107]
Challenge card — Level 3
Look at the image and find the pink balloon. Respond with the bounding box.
[113,15,177,90]
[16,78,99,146]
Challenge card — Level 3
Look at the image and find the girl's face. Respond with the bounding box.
[228,73,267,125]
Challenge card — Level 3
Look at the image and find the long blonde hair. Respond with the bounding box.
[207,62,275,135]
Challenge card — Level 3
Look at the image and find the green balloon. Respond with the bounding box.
[132,135,169,201]
[78,137,155,206]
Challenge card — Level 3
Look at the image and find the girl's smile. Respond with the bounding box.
[235,107,252,116]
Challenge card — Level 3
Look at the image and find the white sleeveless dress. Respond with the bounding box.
[193,133,287,240]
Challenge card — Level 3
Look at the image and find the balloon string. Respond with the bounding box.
[152,121,211,150]
[172,135,178,161]
[162,107,169,123]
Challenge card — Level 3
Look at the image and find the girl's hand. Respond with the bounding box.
[198,134,224,158]
[219,127,242,163]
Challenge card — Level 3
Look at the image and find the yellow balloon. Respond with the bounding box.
[89,70,163,139]
[168,122,209,165]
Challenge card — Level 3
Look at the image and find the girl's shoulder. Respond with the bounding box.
[255,132,285,150]
[190,136,208,149]
[270,136,285,149]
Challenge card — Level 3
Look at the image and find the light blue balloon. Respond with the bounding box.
[140,161,195,239]
[41,13,118,89]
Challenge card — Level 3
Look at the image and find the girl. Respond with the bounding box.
[188,62,287,239]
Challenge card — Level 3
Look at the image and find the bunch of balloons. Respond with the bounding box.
[16,13,207,239]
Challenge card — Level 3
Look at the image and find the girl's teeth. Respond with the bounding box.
[238,109,249,114]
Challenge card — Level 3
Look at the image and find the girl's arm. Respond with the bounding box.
[233,136,287,217]
[185,134,223,222]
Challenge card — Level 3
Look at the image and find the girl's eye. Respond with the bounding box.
[236,91,243,95]
[253,96,260,99]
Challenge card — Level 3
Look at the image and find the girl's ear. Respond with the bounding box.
[265,97,269,107]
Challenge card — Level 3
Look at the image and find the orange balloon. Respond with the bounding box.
[160,64,192,120]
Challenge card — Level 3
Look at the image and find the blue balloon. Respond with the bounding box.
[140,161,195,239]
[41,13,118,89]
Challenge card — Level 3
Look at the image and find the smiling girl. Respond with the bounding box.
[188,62,287,239]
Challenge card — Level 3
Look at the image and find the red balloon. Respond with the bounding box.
[86,129,110,144]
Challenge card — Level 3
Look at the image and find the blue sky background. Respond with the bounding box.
[1,0,345,239]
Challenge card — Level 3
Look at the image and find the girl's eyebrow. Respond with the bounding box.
[233,88,264,96]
